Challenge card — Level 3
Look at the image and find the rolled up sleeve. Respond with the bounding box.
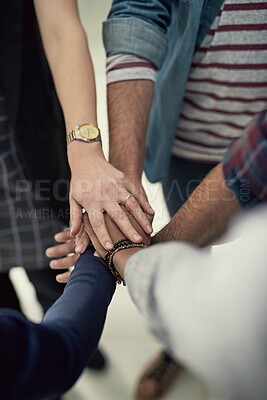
[103,0,172,69]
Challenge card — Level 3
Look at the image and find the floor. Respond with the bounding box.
[10,2,228,399]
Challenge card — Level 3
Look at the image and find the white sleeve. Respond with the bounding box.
[125,209,267,400]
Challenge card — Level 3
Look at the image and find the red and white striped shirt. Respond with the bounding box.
[173,0,267,162]
[106,0,267,162]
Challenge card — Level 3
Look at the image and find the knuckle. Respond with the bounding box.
[60,259,68,268]
[62,258,72,268]
[69,255,78,266]
[102,188,113,201]
[136,209,148,222]
[113,209,126,221]
[66,243,75,253]
[128,196,139,208]
[115,170,126,180]
[60,243,69,254]
[90,216,104,229]
[117,171,125,180]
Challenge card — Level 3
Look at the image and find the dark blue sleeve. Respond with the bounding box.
[0,247,116,400]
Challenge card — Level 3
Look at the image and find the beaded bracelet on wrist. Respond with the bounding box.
[105,239,146,286]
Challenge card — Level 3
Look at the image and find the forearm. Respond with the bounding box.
[108,80,154,179]
[125,218,267,400]
[43,33,97,135]
[44,249,115,335]
[154,111,267,247]
[34,0,103,167]
[153,164,241,247]
[113,247,140,279]
[0,250,115,399]
[34,0,97,131]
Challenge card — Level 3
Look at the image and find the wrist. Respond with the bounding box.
[113,247,141,278]
[67,123,101,145]
[150,234,159,245]
[104,238,146,285]
[68,140,104,170]
[109,154,142,180]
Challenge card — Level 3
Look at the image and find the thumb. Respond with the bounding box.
[70,199,82,237]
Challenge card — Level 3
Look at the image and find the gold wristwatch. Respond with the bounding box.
[66,123,101,145]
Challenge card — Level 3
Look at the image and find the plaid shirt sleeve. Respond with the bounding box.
[222,110,267,208]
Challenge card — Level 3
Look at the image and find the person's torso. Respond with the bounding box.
[173,0,267,162]
[145,0,224,181]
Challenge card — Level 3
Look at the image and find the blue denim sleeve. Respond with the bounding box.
[103,0,173,69]
[107,0,172,33]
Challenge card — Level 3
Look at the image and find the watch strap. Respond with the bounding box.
[66,124,101,146]
[66,129,78,145]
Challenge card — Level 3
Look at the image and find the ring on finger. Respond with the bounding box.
[123,193,133,206]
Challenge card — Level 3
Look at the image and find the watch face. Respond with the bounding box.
[79,124,99,140]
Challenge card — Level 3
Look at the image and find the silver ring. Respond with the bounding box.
[123,193,133,206]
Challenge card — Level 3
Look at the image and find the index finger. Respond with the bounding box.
[54,230,73,243]
[83,213,106,258]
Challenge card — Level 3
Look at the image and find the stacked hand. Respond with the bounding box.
[46,229,82,283]
[68,144,154,252]
[46,206,151,283]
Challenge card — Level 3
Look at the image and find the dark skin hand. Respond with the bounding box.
[46,207,151,283]
[83,207,151,279]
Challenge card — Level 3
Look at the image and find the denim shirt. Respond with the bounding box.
[103,0,224,182]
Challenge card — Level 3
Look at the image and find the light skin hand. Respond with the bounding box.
[46,229,85,283]
[34,0,153,252]
[68,141,154,251]
[47,164,241,283]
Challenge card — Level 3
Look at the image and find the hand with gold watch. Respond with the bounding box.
[33,0,154,256]
[67,122,154,254]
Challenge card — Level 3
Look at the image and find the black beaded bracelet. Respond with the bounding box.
[105,239,146,286]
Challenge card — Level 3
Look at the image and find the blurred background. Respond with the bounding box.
[10,1,228,399]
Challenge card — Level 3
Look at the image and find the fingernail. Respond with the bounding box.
[133,233,142,242]
[54,233,62,241]
[76,244,84,254]
[149,207,155,214]
[50,260,57,268]
[146,225,153,234]
[105,241,113,250]
[46,248,52,257]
